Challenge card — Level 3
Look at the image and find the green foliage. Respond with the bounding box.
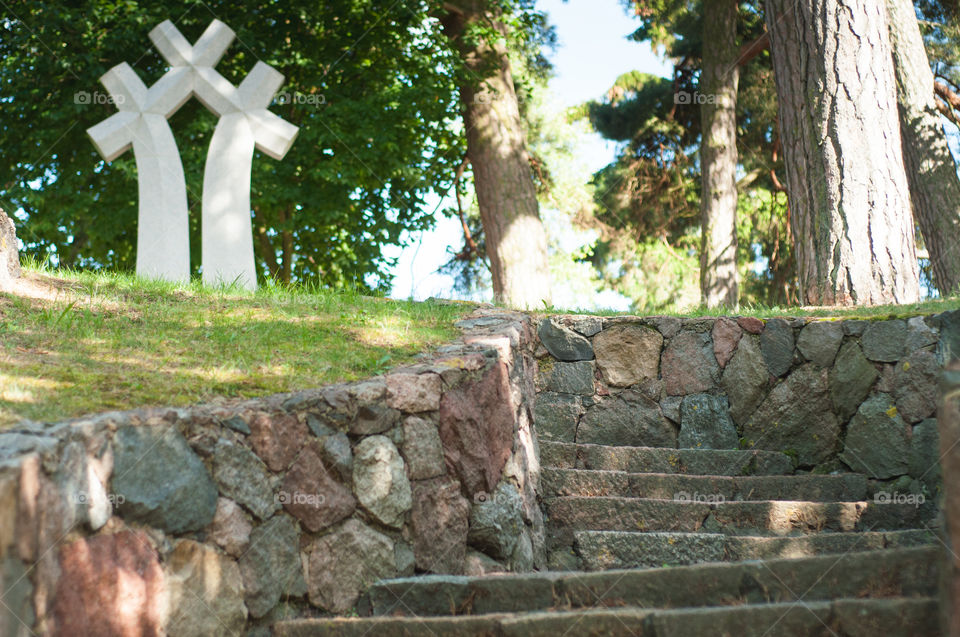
[917,0,960,91]
[0,0,464,291]
[592,235,700,312]
[737,187,796,306]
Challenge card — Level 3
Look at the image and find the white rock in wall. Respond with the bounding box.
[353,435,412,528]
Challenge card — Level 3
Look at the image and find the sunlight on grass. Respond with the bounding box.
[0,266,469,427]
[541,296,960,320]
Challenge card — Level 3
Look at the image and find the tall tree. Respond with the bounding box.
[440,1,552,310]
[765,0,920,305]
[587,2,795,310]
[699,0,740,308]
[888,0,960,296]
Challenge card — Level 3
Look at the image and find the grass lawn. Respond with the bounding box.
[542,297,960,320]
[0,267,470,427]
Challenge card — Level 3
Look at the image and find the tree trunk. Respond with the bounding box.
[765,0,920,305]
[699,0,740,308]
[278,206,293,284]
[252,207,280,281]
[441,3,552,310]
[887,0,960,296]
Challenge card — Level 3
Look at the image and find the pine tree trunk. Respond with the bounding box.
[887,0,960,296]
[441,3,552,310]
[765,0,920,305]
[699,0,740,308]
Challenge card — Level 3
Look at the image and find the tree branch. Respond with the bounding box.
[770,117,787,192]
[737,167,763,190]
[937,97,960,129]
[936,80,960,112]
[736,31,769,67]
[453,157,481,260]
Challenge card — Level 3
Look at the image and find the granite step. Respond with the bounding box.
[273,597,938,636]
[545,497,938,547]
[542,467,869,501]
[573,529,938,570]
[356,546,937,618]
[648,597,938,637]
[540,441,794,476]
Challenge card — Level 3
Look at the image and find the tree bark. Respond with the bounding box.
[765,0,920,305]
[888,0,960,295]
[699,0,740,308]
[441,3,552,309]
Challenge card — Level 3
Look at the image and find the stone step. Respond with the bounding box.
[273,597,938,636]
[574,529,938,570]
[545,497,937,548]
[542,467,869,501]
[540,440,794,476]
[357,546,937,618]
[648,597,938,637]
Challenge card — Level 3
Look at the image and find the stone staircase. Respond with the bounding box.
[540,441,937,572]
[274,439,941,636]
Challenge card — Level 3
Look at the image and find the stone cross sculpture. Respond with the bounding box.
[87,19,298,290]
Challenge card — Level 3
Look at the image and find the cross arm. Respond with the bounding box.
[86,111,140,161]
[247,109,299,160]
[149,19,234,68]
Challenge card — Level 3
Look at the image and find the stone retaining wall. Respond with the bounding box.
[534,313,952,492]
[0,308,542,636]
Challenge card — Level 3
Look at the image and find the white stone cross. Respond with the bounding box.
[199,63,298,290]
[87,19,298,289]
[86,62,193,282]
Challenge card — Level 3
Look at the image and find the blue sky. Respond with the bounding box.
[386,0,672,301]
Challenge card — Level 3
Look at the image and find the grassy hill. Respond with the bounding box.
[0,267,470,427]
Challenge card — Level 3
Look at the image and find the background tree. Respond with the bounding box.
[765,0,920,305]
[0,1,463,291]
[699,0,740,308]
[440,0,552,309]
[916,0,960,128]
[583,1,794,311]
[888,0,960,296]
[440,84,615,310]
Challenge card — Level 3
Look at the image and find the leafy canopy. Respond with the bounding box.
[0,0,465,290]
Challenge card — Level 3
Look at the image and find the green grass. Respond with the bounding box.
[541,296,960,320]
[0,266,470,427]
